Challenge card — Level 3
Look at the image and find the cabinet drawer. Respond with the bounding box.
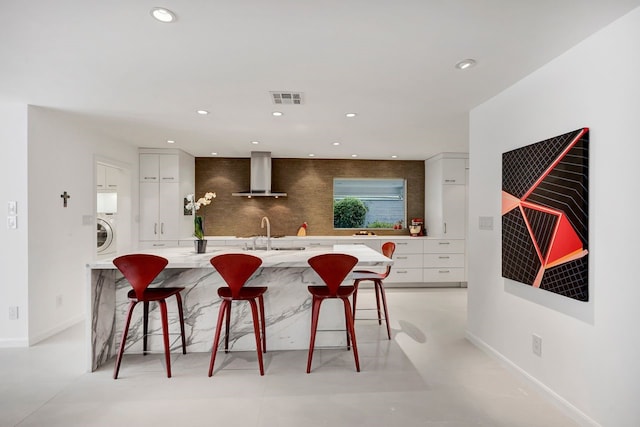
[423,268,465,282]
[344,237,386,252]
[424,239,465,254]
[392,253,423,269]
[388,239,423,254]
[423,254,464,268]
[305,240,336,247]
[139,240,178,249]
[387,268,423,283]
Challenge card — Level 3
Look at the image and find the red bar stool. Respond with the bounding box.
[306,253,359,373]
[352,241,395,339]
[209,253,267,376]
[112,254,186,379]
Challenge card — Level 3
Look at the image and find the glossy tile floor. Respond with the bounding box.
[0,289,578,427]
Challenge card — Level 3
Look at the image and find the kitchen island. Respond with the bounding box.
[86,244,392,372]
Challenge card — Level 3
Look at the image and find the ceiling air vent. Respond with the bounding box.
[270,91,304,105]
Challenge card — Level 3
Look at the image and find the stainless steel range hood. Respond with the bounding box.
[232,151,287,198]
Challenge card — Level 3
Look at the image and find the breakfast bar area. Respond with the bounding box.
[87,244,392,372]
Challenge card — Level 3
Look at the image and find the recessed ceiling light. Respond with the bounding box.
[211,152,218,156]
[332,142,341,146]
[391,155,398,159]
[455,59,477,70]
[351,154,358,158]
[150,7,176,23]
[251,141,260,145]
[345,113,357,118]
[196,110,209,115]
[272,111,283,117]
[308,154,315,157]
[167,140,175,144]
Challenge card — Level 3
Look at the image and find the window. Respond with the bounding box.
[333,178,406,229]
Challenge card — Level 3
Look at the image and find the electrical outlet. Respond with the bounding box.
[56,295,63,308]
[9,306,19,320]
[532,334,542,357]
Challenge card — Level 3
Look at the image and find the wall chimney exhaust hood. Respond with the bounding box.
[232,151,287,198]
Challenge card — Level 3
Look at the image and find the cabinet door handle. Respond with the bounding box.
[444,179,456,183]
[397,270,408,274]
[444,222,447,234]
[162,177,175,180]
[153,243,166,247]
[438,241,450,245]
[154,223,157,235]
[107,184,117,188]
[161,223,164,234]
[438,256,450,259]
[397,242,408,245]
[144,176,156,180]
[439,270,451,273]
[397,256,408,260]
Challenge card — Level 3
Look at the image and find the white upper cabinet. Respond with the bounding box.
[97,164,119,190]
[140,153,179,183]
[441,158,466,185]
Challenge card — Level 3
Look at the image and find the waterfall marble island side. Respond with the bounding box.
[87,244,392,372]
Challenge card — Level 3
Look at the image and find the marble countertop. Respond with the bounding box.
[197,235,439,241]
[88,244,393,270]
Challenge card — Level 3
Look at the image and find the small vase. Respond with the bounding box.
[195,239,207,254]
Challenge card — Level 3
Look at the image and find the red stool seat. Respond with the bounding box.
[217,286,268,300]
[126,288,183,301]
[307,286,355,298]
[209,253,267,376]
[112,254,186,379]
[352,241,395,340]
[306,253,359,373]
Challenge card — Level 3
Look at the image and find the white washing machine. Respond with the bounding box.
[97,213,117,256]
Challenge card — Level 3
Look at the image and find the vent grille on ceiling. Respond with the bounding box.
[270,91,304,105]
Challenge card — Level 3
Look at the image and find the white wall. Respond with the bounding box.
[26,107,139,344]
[0,101,29,346]
[468,7,640,427]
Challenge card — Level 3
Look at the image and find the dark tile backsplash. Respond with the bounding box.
[195,157,424,237]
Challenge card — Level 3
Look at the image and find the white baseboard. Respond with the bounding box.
[0,337,29,348]
[29,314,85,346]
[385,282,465,288]
[465,330,600,427]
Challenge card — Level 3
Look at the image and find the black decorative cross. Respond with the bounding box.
[60,191,70,207]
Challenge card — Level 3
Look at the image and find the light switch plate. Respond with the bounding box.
[479,216,494,231]
[7,216,17,229]
[8,201,17,216]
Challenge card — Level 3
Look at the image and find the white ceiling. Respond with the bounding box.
[2,1,639,160]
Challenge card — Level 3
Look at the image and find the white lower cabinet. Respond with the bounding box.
[341,237,466,285]
[423,239,465,283]
[145,236,465,286]
[139,240,179,249]
[387,267,424,283]
[384,238,423,283]
[423,267,465,282]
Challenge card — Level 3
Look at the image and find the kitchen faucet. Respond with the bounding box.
[261,216,271,250]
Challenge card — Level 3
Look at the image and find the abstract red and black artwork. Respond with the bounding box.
[502,128,589,301]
